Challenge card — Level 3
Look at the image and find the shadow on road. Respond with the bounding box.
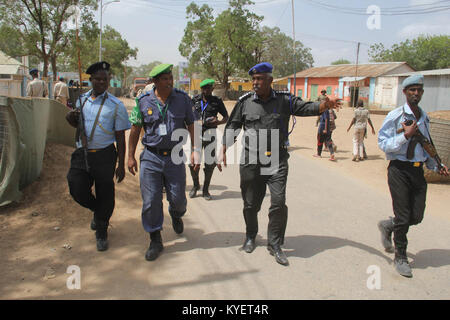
[284,234,391,264]
[409,249,450,269]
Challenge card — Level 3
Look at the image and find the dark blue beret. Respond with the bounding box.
[86,61,110,75]
[248,62,273,75]
[29,68,38,75]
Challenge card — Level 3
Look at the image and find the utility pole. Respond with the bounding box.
[99,0,102,61]
[291,0,296,96]
[352,42,360,107]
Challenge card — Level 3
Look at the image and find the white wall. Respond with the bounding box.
[0,80,22,97]
[374,76,400,108]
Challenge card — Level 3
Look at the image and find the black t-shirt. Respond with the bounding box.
[192,94,229,130]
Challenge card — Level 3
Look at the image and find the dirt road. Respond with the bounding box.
[0,98,448,299]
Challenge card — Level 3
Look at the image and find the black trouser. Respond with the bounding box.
[240,158,289,247]
[317,132,333,155]
[67,144,117,231]
[387,160,427,258]
[189,134,216,189]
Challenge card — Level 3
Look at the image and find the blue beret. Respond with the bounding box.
[402,74,424,89]
[29,68,38,75]
[248,62,273,75]
[86,61,110,75]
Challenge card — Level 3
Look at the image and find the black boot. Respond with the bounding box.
[267,244,289,266]
[241,237,256,253]
[189,165,200,198]
[145,231,164,261]
[95,227,108,252]
[202,166,214,201]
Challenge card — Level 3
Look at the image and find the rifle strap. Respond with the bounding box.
[88,92,108,142]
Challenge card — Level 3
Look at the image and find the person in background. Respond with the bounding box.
[27,68,48,98]
[347,99,375,162]
[53,77,70,106]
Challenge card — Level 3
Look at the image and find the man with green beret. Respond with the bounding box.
[127,63,199,261]
[189,78,229,200]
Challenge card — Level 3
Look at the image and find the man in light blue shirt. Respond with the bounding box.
[66,61,131,252]
[377,74,448,278]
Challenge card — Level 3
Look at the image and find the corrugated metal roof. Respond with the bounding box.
[387,68,450,77]
[0,51,24,75]
[288,62,411,78]
[0,65,20,74]
[0,50,22,66]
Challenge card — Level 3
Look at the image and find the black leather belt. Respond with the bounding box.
[391,160,423,168]
[146,146,173,156]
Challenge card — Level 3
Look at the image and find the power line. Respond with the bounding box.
[302,0,450,15]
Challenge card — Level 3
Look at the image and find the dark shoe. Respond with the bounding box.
[145,231,164,261]
[267,245,289,266]
[189,186,200,198]
[172,217,184,234]
[394,258,412,278]
[90,218,96,231]
[378,219,394,253]
[241,238,256,253]
[202,190,212,201]
[96,238,108,251]
[95,228,108,251]
[145,241,164,261]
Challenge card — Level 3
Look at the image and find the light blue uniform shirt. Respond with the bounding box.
[378,103,437,171]
[76,90,131,149]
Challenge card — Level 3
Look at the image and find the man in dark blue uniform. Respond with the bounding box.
[128,63,199,261]
[66,61,131,252]
[189,78,229,200]
[219,62,342,266]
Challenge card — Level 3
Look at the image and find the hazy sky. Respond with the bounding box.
[96,0,450,69]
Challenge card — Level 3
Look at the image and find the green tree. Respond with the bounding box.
[331,58,351,65]
[369,35,450,70]
[259,26,313,78]
[179,0,263,95]
[0,0,98,79]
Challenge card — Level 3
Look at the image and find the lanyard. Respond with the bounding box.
[201,100,208,113]
[156,100,169,122]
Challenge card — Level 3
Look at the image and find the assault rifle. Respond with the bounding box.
[74,85,90,172]
[397,120,445,170]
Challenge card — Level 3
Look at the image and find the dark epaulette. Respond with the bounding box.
[137,92,150,102]
[238,92,253,102]
[274,90,291,96]
[174,88,190,97]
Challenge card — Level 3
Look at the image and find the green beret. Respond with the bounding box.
[149,63,173,78]
[200,78,215,88]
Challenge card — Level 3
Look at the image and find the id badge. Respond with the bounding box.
[158,124,167,136]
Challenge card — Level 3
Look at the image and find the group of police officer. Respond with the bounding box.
[62,60,448,277]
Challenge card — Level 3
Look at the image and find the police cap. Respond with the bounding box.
[248,62,273,75]
[86,61,110,75]
[29,68,38,75]
[200,78,215,88]
[149,63,173,78]
[402,74,424,89]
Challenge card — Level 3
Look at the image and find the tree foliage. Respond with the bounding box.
[179,0,263,93]
[0,0,137,80]
[331,58,351,65]
[0,0,98,78]
[179,1,314,91]
[369,35,450,70]
[259,26,313,78]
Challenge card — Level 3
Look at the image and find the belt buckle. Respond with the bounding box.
[88,149,97,153]
[413,162,421,167]
[163,151,168,156]
[265,151,271,156]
